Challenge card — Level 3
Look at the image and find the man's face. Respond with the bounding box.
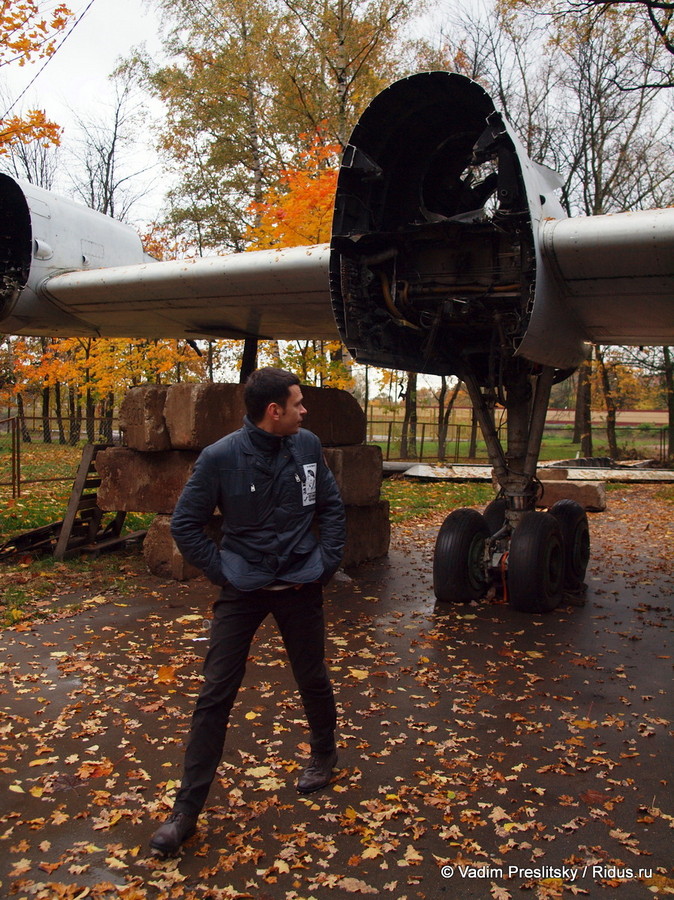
[272,384,307,435]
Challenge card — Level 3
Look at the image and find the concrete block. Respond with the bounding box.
[165,383,246,450]
[343,502,390,567]
[537,480,606,512]
[161,382,365,449]
[143,515,198,580]
[119,385,170,451]
[324,445,382,506]
[143,502,390,581]
[143,515,223,581]
[536,467,568,481]
[95,447,199,514]
[301,386,366,446]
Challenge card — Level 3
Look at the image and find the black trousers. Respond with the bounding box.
[174,581,336,816]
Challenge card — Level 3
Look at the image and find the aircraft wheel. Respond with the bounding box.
[483,497,508,535]
[433,508,490,603]
[507,511,563,613]
[549,499,590,590]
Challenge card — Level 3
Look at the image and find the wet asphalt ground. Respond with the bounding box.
[0,484,672,899]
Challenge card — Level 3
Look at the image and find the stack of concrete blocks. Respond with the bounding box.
[535,469,606,512]
[95,383,389,581]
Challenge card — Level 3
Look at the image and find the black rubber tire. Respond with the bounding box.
[507,511,564,613]
[483,498,508,535]
[549,499,590,590]
[433,508,490,604]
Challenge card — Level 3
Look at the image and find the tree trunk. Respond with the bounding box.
[595,345,619,458]
[39,337,52,443]
[41,384,52,443]
[207,341,215,383]
[53,384,64,443]
[437,378,461,461]
[16,393,32,443]
[664,346,674,460]
[266,340,283,365]
[400,372,417,459]
[85,386,95,443]
[68,388,81,446]
[54,382,66,444]
[574,351,593,457]
[99,392,115,442]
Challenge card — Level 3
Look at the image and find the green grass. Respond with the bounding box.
[605,483,674,502]
[0,552,150,628]
[370,425,666,463]
[0,442,152,546]
[381,478,493,524]
[2,438,670,547]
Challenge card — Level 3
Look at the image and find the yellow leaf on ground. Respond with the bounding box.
[348,668,369,680]
[155,665,178,684]
[246,766,273,778]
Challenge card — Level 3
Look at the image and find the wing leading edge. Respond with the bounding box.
[36,244,334,340]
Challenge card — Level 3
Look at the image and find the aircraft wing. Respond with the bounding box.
[2,81,673,363]
[34,244,334,340]
[541,209,674,345]
[0,172,335,340]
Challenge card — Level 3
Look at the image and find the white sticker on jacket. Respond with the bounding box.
[302,463,317,506]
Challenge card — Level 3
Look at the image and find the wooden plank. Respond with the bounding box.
[80,530,147,557]
[54,444,104,560]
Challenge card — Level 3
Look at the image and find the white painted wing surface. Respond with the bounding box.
[540,208,674,345]
[39,243,335,340]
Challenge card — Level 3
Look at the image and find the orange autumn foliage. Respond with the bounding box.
[0,0,72,154]
[0,108,62,152]
[6,335,209,405]
[245,133,353,390]
[246,133,340,250]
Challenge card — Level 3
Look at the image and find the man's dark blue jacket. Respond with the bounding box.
[170,417,346,591]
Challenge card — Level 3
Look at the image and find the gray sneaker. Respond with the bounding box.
[296,750,338,794]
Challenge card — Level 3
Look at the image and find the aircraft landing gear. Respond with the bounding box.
[433,508,490,603]
[432,363,590,613]
[549,499,590,592]
[507,511,564,612]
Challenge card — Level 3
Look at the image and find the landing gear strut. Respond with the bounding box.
[432,363,590,612]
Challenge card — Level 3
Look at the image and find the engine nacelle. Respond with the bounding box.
[329,72,584,384]
[0,173,150,336]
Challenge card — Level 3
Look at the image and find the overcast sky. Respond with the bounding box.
[4,0,463,132]
[1,0,463,224]
[1,0,165,219]
[3,0,160,130]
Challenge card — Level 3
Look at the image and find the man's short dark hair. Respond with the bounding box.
[244,367,300,423]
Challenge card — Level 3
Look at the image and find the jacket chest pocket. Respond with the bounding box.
[220,469,261,525]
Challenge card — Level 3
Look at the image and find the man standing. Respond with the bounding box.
[149,367,346,857]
